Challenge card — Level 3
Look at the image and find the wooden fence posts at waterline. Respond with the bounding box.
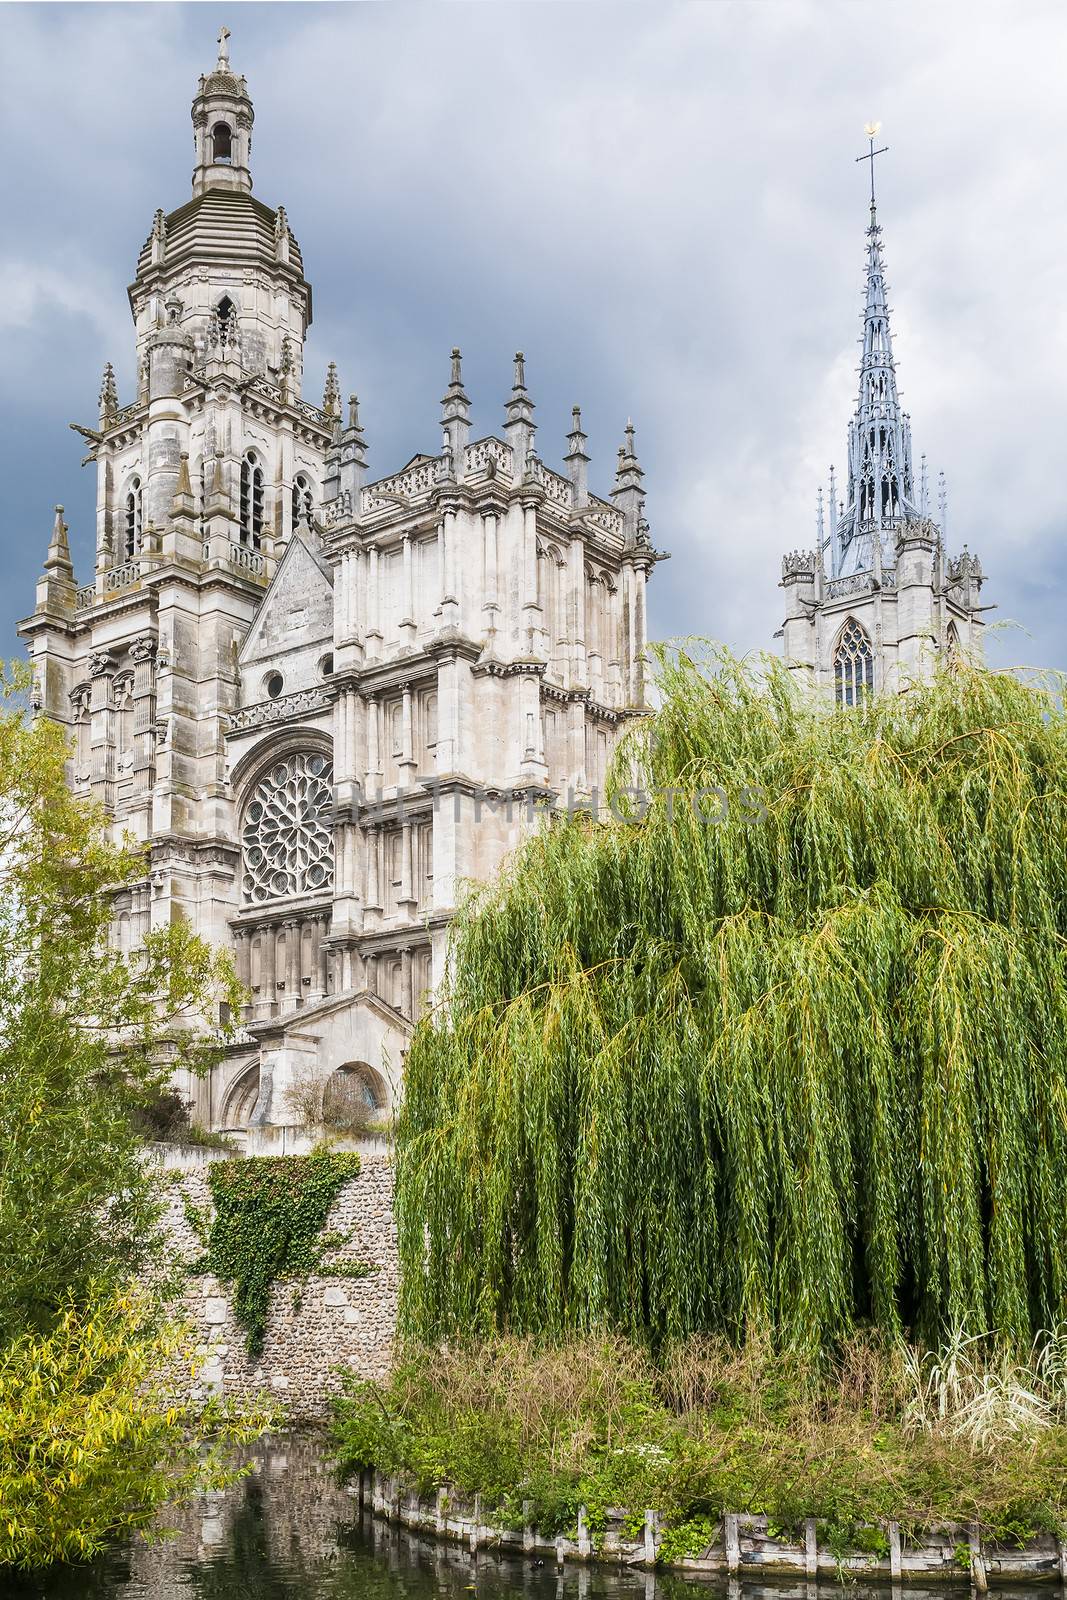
[355,1467,1067,1585]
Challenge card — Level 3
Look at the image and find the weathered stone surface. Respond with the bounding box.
[164,1155,398,1420]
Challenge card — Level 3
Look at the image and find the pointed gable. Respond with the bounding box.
[237,531,334,692]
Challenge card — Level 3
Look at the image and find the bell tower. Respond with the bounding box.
[19,30,340,1089]
[192,27,254,197]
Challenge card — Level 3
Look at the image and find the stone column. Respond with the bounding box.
[401,947,413,1020]
[568,532,587,686]
[440,502,460,626]
[365,694,382,797]
[399,683,416,787]
[400,820,414,910]
[317,915,330,996]
[400,533,416,646]
[284,918,300,1009]
[483,512,498,613]
[366,824,381,910]
[260,926,276,1019]
[366,544,382,657]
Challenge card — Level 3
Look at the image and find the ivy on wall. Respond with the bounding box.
[195,1151,368,1356]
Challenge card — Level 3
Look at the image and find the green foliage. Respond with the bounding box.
[397,648,1067,1353]
[200,1152,363,1356]
[330,1333,1067,1555]
[0,1287,270,1570]
[0,665,258,1570]
[0,663,243,1345]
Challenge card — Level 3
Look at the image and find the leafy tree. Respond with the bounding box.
[397,648,1067,1353]
[0,1289,268,1569]
[0,665,254,1568]
[0,664,241,1342]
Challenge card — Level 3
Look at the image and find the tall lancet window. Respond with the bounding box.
[292,474,314,534]
[239,450,264,548]
[834,618,874,706]
[124,478,142,561]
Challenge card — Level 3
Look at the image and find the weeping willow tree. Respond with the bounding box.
[396,648,1067,1353]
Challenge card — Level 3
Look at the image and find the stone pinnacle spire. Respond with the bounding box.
[322,361,341,419]
[44,505,73,574]
[441,347,471,470]
[565,404,590,505]
[339,394,368,500]
[612,419,646,544]
[832,142,918,578]
[503,352,536,472]
[98,361,118,427]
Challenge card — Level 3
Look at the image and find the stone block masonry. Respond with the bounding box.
[163,1152,398,1419]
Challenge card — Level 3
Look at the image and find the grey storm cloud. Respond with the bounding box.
[2,0,1065,673]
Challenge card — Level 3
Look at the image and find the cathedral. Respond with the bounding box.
[18,33,662,1139]
[20,41,993,1140]
[780,138,989,697]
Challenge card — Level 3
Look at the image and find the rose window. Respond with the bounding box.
[241,752,334,903]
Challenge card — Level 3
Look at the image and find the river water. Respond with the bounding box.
[5,1437,998,1600]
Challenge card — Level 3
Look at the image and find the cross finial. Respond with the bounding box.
[217,25,231,68]
[856,121,888,209]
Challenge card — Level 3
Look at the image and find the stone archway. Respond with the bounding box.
[220,1060,261,1127]
[321,1061,387,1134]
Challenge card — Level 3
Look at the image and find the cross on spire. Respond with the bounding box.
[217,25,231,68]
[856,121,888,207]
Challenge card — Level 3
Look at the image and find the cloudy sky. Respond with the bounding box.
[2,1,1064,671]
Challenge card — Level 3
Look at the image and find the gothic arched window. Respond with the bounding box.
[834,618,874,707]
[291,474,314,534]
[239,449,264,548]
[124,477,142,560]
[241,751,334,904]
[212,122,233,163]
[216,296,237,348]
[946,621,961,657]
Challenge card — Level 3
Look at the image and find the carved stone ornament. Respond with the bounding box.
[88,651,116,678]
[241,751,334,904]
[129,634,158,663]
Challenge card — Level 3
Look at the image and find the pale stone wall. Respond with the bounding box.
[164,1153,398,1420]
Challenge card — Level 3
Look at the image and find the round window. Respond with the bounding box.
[241,751,334,904]
[266,672,284,700]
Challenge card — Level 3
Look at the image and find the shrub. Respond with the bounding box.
[0,1289,269,1569]
[331,1332,1067,1551]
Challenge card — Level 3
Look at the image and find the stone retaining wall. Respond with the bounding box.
[163,1153,398,1419]
[361,1470,1067,1586]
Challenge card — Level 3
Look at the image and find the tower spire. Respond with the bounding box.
[831,128,917,578]
[191,27,254,197]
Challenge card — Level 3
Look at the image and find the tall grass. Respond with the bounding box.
[397,647,1067,1352]
[331,1332,1067,1543]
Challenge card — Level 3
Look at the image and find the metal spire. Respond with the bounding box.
[855,120,888,209]
[831,125,918,578]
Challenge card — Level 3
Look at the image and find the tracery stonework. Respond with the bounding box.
[242,753,334,903]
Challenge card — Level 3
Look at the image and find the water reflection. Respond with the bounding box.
[6,1436,990,1600]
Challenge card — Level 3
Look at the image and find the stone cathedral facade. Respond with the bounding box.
[19,35,663,1135]
[779,179,989,698]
